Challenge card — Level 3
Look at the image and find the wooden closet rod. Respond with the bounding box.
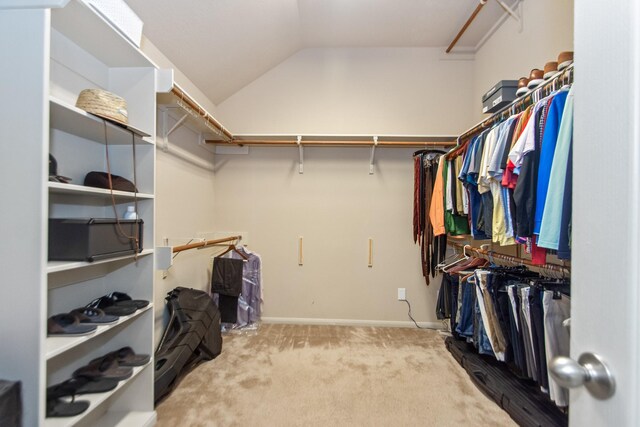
[446,0,487,53]
[205,139,457,148]
[171,85,234,141]
[458,64,574,142]
[172,236,241,253]
[448,242,570,279]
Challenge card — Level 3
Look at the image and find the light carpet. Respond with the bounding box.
[156,324,516,427]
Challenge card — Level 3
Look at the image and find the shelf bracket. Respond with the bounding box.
[167,113,189,138]
[297,136,304,174]
[369,136,378,175]
[495,0,523,31]
[160,109,189,153]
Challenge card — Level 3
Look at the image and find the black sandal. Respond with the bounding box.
[46,381,90,418]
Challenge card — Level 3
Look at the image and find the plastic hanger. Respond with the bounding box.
[442,245,471,272]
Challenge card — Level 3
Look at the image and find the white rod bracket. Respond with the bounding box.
[297,135,304,174]
[167,113,189,138]
[161,110,189,153]
[369,136,379,175]
[160,109,170,152]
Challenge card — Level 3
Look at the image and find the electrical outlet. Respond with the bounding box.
[398,288,406,301]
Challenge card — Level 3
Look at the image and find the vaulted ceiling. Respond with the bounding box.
[125,0,512,104]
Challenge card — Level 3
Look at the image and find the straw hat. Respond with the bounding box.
[76,89,129,125]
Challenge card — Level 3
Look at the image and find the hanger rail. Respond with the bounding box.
[448,242,570,279]
[172,235,241,253]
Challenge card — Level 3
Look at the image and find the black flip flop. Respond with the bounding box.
[86,297,137,316]
[73,353,133,381]
[106,292,149,309]
[47,376,118,396]
[46,381,90,418]
[46,397,89,418]
[108,346,150,367]
[47,314,97,337]
[70,307,119,325]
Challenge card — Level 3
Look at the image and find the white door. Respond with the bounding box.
[569,1,640,425]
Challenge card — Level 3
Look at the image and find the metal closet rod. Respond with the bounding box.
[171,85,234,141]
[205,139,457,147]
[448,242,571,278]
[172,236,241,253]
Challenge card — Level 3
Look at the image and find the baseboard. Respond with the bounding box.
[262,317,443,330]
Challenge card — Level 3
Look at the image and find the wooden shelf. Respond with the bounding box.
[50,0,153,69]
[43,363,153,427]
[50,96,153,144]
[45,305,152,360]
[48,182,154,200]
[47,249,153,274]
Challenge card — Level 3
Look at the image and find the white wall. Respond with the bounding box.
[213,146,441,326]
[216,47,474,135]
[211,47,472,326]
[140,39,223,345]
[472,0,574,122]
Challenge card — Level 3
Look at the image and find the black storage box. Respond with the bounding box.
[482,80,518,114]
[49,218,143,262]
[0,380,21,427]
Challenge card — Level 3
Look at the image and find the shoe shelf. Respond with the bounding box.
[46,249,154,274]
[48,182,154,200]
[92,410,157,427]
[46,305,153,360]
[50,97,154,146]
[1,1,157,424]
[43,363,153,427]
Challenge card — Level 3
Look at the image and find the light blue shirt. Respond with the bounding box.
[538,87,574,249]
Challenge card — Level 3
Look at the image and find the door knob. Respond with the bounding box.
[549,352,615,400]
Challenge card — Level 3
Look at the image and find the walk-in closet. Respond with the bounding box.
[0,1,638,426]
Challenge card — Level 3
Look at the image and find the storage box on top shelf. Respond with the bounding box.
[482,80,518,114]
[82,0,144,47]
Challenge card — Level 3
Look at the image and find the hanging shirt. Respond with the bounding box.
[539,87,574,250]
[503,106,533,189]
[462,136,489,240]
[534,90,569,234]
[226,247,263,328]
[557,139,573,259]
[513,100,551,238]
[455,156,465,214]
[444,159,470,235]
[488,118,517,246]
[429,155,446,236]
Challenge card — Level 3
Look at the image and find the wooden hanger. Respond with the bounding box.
[218,243,249,261]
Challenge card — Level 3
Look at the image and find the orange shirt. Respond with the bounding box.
[429,156,446,236]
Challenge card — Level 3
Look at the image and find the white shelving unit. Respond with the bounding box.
[0,1,157,425]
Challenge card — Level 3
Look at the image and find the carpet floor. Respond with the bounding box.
[155,324,516,427]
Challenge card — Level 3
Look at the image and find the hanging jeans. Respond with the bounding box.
[529,286,549,393]
[543,291,571,407]
[507,284,527,377]
[455,277,475,338]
